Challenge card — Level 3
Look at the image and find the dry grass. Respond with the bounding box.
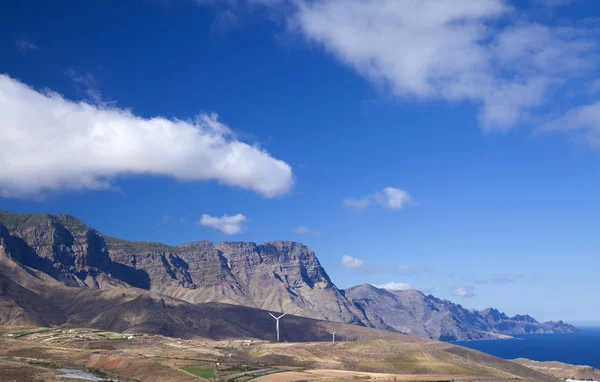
[0,325,557,382]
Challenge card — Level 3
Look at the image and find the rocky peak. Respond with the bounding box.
[480,307,510,322]
[511,314,538,323]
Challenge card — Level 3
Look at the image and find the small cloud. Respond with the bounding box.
[16,36,37,54]
[396,264,432,275]
[198,213,247,235]
[372,282,412,291]
[340,255,364,269]
[343,197,371,210]
[374,187,412,210]
[344,187,413,211]
[294,225,321,237]
[452,286,476,298]
[294,226,309,234]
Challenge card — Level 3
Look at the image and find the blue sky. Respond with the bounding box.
[1,0,600,324]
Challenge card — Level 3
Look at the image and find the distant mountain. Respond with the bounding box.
[0,210,579,341]
[346,284,579,341]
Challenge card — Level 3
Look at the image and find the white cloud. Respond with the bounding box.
[199,213,247,234]
[289,0,599,132]
[340,255,364,269]
[0,75,294,198]
[372,282,412,291]
[374,187,412,210]
[452,285,476,298]
[343,197,371,210]
[344,187,412,211]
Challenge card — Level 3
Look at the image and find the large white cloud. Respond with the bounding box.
[199,213,247,234]
[0,75,294,198]
[288,0,599,131]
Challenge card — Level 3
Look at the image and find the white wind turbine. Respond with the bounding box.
[269,312,286,342]
[330,331,336,343]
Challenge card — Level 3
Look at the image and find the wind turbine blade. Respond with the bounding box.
[269,313,277,319]
[276,313,286,319]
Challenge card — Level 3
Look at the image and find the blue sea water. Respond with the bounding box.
[454,328,600,369]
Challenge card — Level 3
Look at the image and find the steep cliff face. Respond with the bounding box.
[345,284,579,341]
[215,241,367,324]
[0,211,368,325]
[107,239,368,324]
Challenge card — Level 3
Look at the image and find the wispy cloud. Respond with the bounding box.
[340,255,364,269]
[201,0,600,145]
[292,0,599,133]
[294,226,309,234]
[372,282,412,291]
[344,187,413,211]
[294,225,321,237]
[64,68,104,105]
[0,75,294,198]
[198,213,247,234]
[537,102,600,147]
[16,36,37,54]
[452,285,476,298]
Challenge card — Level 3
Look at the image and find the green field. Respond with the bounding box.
[182,365,214,379]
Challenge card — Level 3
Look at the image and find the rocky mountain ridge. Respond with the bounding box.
[346,284,578,341]
[0,210,579,341]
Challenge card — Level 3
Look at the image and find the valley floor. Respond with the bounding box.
[0,325,556,382]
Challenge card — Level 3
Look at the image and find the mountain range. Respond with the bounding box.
[0,210,578,341]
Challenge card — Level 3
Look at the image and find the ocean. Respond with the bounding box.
[454,328,600,369]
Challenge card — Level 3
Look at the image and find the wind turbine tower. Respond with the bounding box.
[331,331,336,343]
[269,313,286,342]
